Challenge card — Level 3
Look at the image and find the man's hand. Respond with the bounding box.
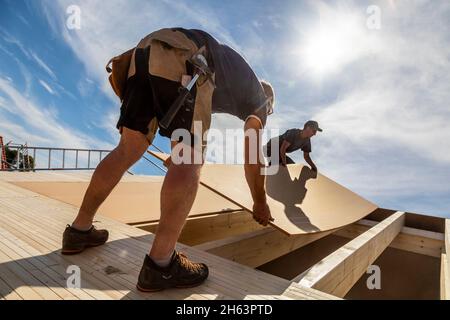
[304,152,317,173]
[252,201,274,226]
[280,140,290,167]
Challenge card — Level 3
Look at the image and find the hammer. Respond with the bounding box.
[159,53,212,130]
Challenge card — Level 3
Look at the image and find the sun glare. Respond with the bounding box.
[300,10,365,78]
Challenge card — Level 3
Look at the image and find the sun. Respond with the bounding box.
[299,8,366,78]
[303,29,346,75]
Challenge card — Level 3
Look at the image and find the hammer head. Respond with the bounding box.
[190,54,212,76]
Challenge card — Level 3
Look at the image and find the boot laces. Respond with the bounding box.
[178,252,202,273]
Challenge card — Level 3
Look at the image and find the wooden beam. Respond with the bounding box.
[446,220,450,262]
[295,211,405,298]
[334,219,444,258]
[441,253,449,300]
[136,210,266,246]
[195,228,335,268]
[442,220,450,300]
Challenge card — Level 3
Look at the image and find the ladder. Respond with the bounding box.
[0,136,8,170]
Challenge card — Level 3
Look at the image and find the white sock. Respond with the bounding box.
[152,251,174,268]
[71,224,92,232]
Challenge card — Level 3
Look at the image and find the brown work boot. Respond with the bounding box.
[136,251,209,292]
[61,224,109,255]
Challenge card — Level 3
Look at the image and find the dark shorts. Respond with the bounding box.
[265,146,295,165]
[116,46,198,144]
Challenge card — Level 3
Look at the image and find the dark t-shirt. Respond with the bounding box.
[265,129,312,156]
[176,28,269,126]
[211,45,268,126]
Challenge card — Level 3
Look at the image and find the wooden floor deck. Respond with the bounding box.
[0,173,336,300]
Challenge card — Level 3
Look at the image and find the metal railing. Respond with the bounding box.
[2,142,168,176]
[3,145,112,171]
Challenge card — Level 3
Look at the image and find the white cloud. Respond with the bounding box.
[53,82,77,100]
[16,13,31,28]
[40,0,240,95]
[12,57,33,96]
[0,77,114,150]
[30,51,57,80]
[293,1,450,215]
[0,28,31,59]
[0,119,53,146]
[38,79,56,95]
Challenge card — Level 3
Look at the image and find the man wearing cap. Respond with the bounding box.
[264,120,322,170]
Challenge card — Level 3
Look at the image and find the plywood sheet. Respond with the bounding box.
[10,181,240,224]
[146,151,378,236]
[0,171,162,183]
[199,165,378,235]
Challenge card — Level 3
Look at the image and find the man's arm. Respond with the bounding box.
[280,140,291,166]
[303,152,317,172]
[244,117,274,226]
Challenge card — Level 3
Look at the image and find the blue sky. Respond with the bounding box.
[0,0,449,218]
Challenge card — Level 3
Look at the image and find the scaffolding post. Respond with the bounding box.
[0,136,8,170]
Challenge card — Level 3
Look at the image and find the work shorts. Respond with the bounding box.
[116,43,213,147]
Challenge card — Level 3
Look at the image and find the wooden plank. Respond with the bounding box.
[0,180,332,300]
[441,253,449,300]
[446,220,450,263]
[334,219,445,258]
[0,187,184,300]
[0,231,79,300]
[442,220,450,300]
[0,275,22,300]
[0,203,173,300]
[196,228,335,268]
[0,264,42,300]
[1,182,326,300]
[0,246,49,300]
[0,215,120,300]
[296,212,405,297]
[138,211,266,246]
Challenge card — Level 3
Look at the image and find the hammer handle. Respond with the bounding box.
[159,74,200,130]
[159,87,191,130]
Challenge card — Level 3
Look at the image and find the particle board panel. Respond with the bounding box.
[146,152,378,236]
[10,181,240,224]
[200,164,378,236]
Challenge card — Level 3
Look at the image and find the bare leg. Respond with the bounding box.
[150,147,202,259]
[72,127,149,229]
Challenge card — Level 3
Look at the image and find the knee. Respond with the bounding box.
[168,163,202,181]
[113,143,145,167]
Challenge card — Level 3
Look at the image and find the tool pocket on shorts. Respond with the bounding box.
[106,48,135,101]
[149,39,193,82]
[191,74,215,139]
